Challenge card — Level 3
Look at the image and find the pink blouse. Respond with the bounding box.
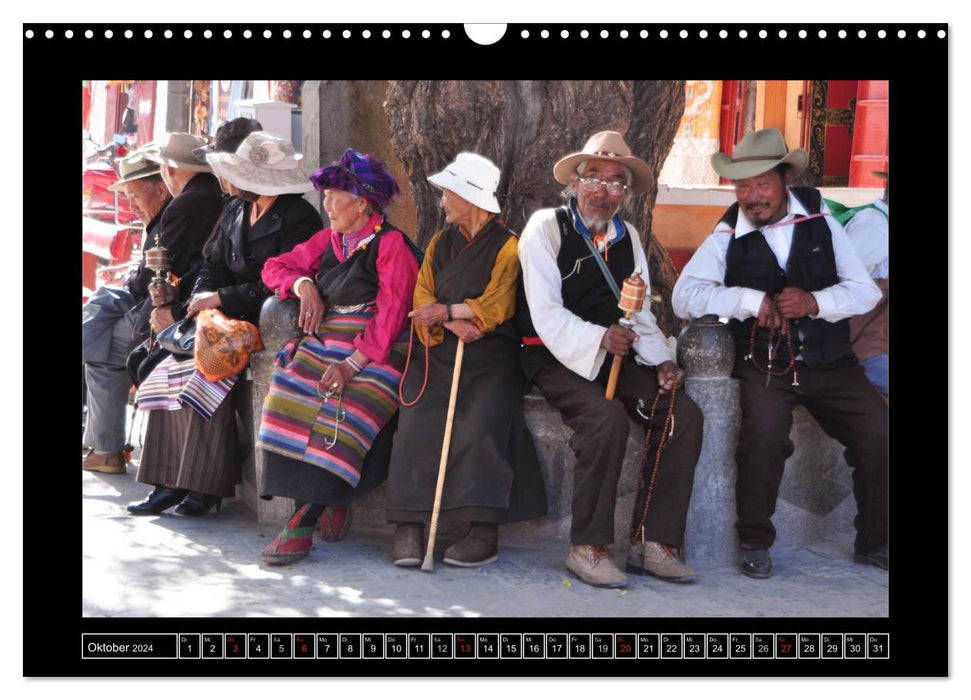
[261,213,419,364]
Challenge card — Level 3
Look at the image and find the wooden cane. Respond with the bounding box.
[605,269,647,400]
[421,338,466,572]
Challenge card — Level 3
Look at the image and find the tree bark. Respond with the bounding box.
[385,80,686,337]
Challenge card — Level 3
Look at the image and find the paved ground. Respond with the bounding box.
[82,465,888,619]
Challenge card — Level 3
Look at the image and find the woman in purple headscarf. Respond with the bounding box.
[256,148,421,565]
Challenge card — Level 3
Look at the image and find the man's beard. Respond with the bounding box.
[578,211,609,232]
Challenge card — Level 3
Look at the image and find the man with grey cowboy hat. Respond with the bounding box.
[138,133,225,340]
[82,146,173,473]
[672,127,888,577]
[517,131,703,589]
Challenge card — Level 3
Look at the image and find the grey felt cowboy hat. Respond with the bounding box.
[144,133,213,173]
[553,130,655,195]
[710,127,808,181]
[107,146,162,191]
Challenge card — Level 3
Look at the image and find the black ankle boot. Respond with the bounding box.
[174,491,222,517]
[127,487,189,515]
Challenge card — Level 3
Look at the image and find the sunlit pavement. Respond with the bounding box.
[82,463,888,619]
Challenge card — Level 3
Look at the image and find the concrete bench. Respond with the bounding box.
[240,300,856,565]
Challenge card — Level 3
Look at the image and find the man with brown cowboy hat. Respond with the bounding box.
[517,131,703,589]
[672,127,888,578]
[82,146,173,473]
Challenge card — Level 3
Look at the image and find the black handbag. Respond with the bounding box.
[125,339,169,387]
[155,318,196,357]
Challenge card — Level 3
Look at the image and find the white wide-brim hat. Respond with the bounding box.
[206,131,314,196]
[553,130,655,195]
[427,152,502,214]
[710,127,808,181]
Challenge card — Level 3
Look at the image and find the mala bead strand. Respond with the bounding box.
[746,318,798,383]
[629,387,678,544]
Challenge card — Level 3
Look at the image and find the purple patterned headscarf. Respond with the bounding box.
[310,148,400,210]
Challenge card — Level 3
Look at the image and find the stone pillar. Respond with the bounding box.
[242,295,302,527]
[677,314,740,564]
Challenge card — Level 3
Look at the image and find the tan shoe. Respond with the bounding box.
[443,523,499,567]
[566,544,628,588]
[626,541,698,583]
[392,523,424,567]
[82,450,127,474]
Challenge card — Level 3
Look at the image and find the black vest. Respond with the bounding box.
[723,187,853,368]
[315,221,418,306]
[517,207,635,378]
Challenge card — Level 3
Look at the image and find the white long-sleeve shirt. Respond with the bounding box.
[845,199,889,280]
[672,190,881,323]
[518,207,675,381]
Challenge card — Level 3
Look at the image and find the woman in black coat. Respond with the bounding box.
[128,132,322,517]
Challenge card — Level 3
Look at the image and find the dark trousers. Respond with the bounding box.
[531,357,703,546]
[733,360,888,551]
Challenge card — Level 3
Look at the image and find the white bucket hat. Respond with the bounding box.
[710,127,808,181]
[427,152,502,214]
[206,131,314,196]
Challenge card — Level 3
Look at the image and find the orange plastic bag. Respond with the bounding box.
[194,309,264,382]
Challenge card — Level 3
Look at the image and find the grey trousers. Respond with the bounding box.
[82,312,135,452]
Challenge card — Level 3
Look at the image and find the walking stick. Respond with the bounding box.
[422,338,466,572]
[605,269,648,399]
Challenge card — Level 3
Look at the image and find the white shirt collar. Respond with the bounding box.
[734,190,809,238]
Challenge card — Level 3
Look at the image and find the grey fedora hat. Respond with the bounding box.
[710,128,808,181]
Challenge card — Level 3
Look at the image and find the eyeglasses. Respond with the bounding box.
[578,176,629,197]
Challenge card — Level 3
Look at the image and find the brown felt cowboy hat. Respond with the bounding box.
[144,133,213,173]
[711,127,808,181]
[107,145,162,191]
[553,130,655,195]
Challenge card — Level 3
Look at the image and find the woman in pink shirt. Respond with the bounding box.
[256,149,420,565]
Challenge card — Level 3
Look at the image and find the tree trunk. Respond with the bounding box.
[385,80,686,337]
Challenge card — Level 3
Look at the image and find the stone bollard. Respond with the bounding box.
[677,314,740,565]
[242,295,302,527]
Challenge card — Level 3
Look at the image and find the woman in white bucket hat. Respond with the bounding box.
[385,152,546,569]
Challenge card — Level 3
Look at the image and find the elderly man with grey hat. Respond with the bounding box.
[386,152,547,569]
[672,127,888,578]
[82,147,172,474]
[517,131,703,589]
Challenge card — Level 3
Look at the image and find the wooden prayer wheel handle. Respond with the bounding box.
[605,315,633,400]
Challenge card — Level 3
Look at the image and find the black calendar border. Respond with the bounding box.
[25,21,948,678]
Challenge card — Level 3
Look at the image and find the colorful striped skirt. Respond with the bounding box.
[256,307,407,488]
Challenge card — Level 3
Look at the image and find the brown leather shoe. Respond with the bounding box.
[392,523,424,567]
[82,450,127,474]
[626,541,698,583]
[444,523,499,567]
[566,544,628,588]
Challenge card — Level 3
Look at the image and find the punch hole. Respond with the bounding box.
[402,29,411,38]
[363,29,371,38]
[938,29,946,38]
[422,30,430,38]
[580,29,589,39]
[304,30,312,38]
[383,29,391,38]
[184,30,192,39]
[464,24,506,45]
[818,29,827,38]
[759,30,767,39]
[679,29,688,38]
[442,30,450,38]
[838,30,846,38]
[897,30,906,38]
[323,30,332,38]
[86,29,94,38]
[343,29,352,38]
[65,30,73,38]
[620,29,628,38]
[541,30,549,39]
[144,29,153,38]
[698,30,708,39]
[283,29,292,39]
[164,29,173,39]
[778,29,787,38]
[203,30,212,39]
[917,29,926,38]
[719,30,727,38]
[641,30,649,38]
[857,30,866,38]
[264,30,272,39]
[738,29,747,38]
[24,29,33,39]
[223,30,232,38]
[520,30,529,38]
[799,30,807,38]
[659,29,668,38]
[104,30,113,39]
[243,29,252,39]
[877,30,886,38]
[560,29,569,38]
[45,29,54,38]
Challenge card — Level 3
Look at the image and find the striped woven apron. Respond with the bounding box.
[256,305,407,487]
